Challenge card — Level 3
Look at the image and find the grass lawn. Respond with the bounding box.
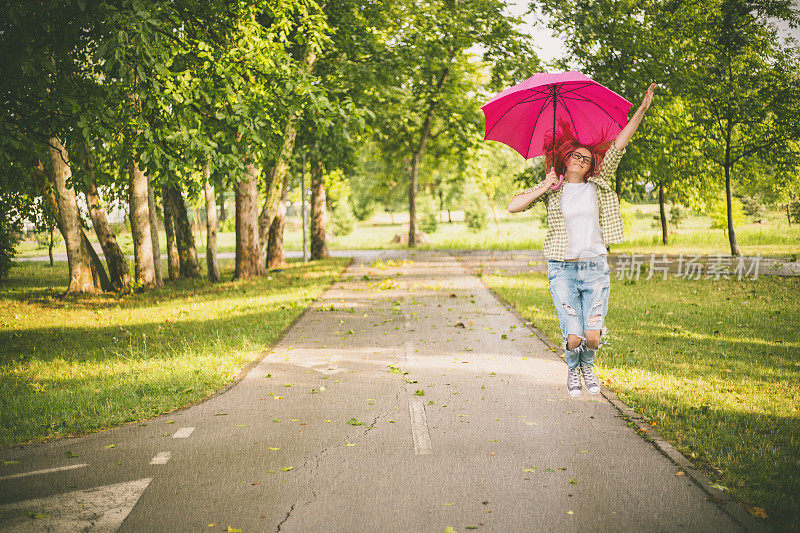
[0,257,349,447]
[483,270,799,531]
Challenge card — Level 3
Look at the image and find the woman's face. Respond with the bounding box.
[567,147,593,178]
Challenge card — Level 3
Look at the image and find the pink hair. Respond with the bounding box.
[543,119,612,179]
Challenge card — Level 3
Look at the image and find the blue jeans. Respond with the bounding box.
[547,256,611,369]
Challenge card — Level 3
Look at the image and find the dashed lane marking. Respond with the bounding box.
[171,427,195,439]
[149,451,172,465]
[0,463,87,482]
[409,401,432,455]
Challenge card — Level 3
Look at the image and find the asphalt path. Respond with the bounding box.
[0,251,760,532]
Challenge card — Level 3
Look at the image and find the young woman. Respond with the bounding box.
[508,83,656,397]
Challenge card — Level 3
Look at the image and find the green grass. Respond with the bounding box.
[0,257,349,447]
[483,270,800,530]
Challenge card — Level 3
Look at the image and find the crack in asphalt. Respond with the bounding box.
[275,503,295,532]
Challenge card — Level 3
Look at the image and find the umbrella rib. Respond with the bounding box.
[559,93,627,128]
[555,93,581,142]
[485,92,550,138]
[551,82,596,97]
[526,96,552,159]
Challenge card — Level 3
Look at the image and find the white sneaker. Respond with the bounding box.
[580,364,601,394]
[567,366,582,397]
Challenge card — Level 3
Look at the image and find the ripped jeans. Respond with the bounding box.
[547,256,611,369]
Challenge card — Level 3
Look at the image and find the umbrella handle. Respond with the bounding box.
[549,167,564,190]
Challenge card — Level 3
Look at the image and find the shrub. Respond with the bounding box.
[740,195,766,218]
[464,201,488,232]
[669,205,686,228]
[417,195,439,234]
[0,199,21,281]
[710,197,745,230]
[618,199,636,235]
[331,204,355,237]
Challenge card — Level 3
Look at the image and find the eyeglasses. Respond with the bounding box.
[569,152,592,166]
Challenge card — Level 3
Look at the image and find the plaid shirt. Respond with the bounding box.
[514,144,626,261]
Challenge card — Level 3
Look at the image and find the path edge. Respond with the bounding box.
[457,255,767,533]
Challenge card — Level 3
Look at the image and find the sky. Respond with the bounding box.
[504,1,799,66]
[504,1,565,64]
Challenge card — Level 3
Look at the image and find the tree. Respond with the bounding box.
[663,0,800,255]
[373,0,538,246]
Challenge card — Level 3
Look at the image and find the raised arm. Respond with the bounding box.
[613,82,656,151]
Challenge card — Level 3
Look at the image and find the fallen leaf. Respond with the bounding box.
[566,511,575,515]
[227,527,242,533]
[522,467,538,472]
[104,444,116,449]
[675,471,685,476]
[569,478,578,484]
[747,506,768,519]
[281,466,294,472]
[268,447,280,451]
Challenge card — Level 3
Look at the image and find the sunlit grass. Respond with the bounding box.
[0,257,349,446]
[484,271,799,530]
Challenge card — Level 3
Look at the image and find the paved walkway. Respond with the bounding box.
[0,251,762,532]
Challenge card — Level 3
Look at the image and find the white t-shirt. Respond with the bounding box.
[560,181,607,259]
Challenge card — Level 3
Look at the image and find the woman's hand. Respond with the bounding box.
[640,82,656,113]
[544,167,560,189]
[614,82,657,151]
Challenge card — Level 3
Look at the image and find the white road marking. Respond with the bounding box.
[149,451,172,465]
[172,427,195,438]
[0,477,152,532]
[0,463,87,481]
[409,401,432,455]
[404,341,413,361]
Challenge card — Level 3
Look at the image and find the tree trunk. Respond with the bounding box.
[787,203,792,225]
[204,163,220,282]
[490,202,500,236]
[129,159,157,289]
[724,125,740,256]
[310,159,330,260]
[164,187,201,278]
[258,45,315,257]
[47,138,97,294]
[86,180,130,291]
[235,162,263,279]
[259,122,298,257]
[659,184,668,245]
[163,191,180,281]
[48,225,55,267]
[147,180,163,287]
[408,65,450,247]
[267,169,290,269]
[81,230,113,292]
[218,190,227,221]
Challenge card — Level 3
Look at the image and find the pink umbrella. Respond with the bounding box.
[482,71,632,187]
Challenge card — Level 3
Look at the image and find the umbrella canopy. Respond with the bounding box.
[481,71,633,160]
